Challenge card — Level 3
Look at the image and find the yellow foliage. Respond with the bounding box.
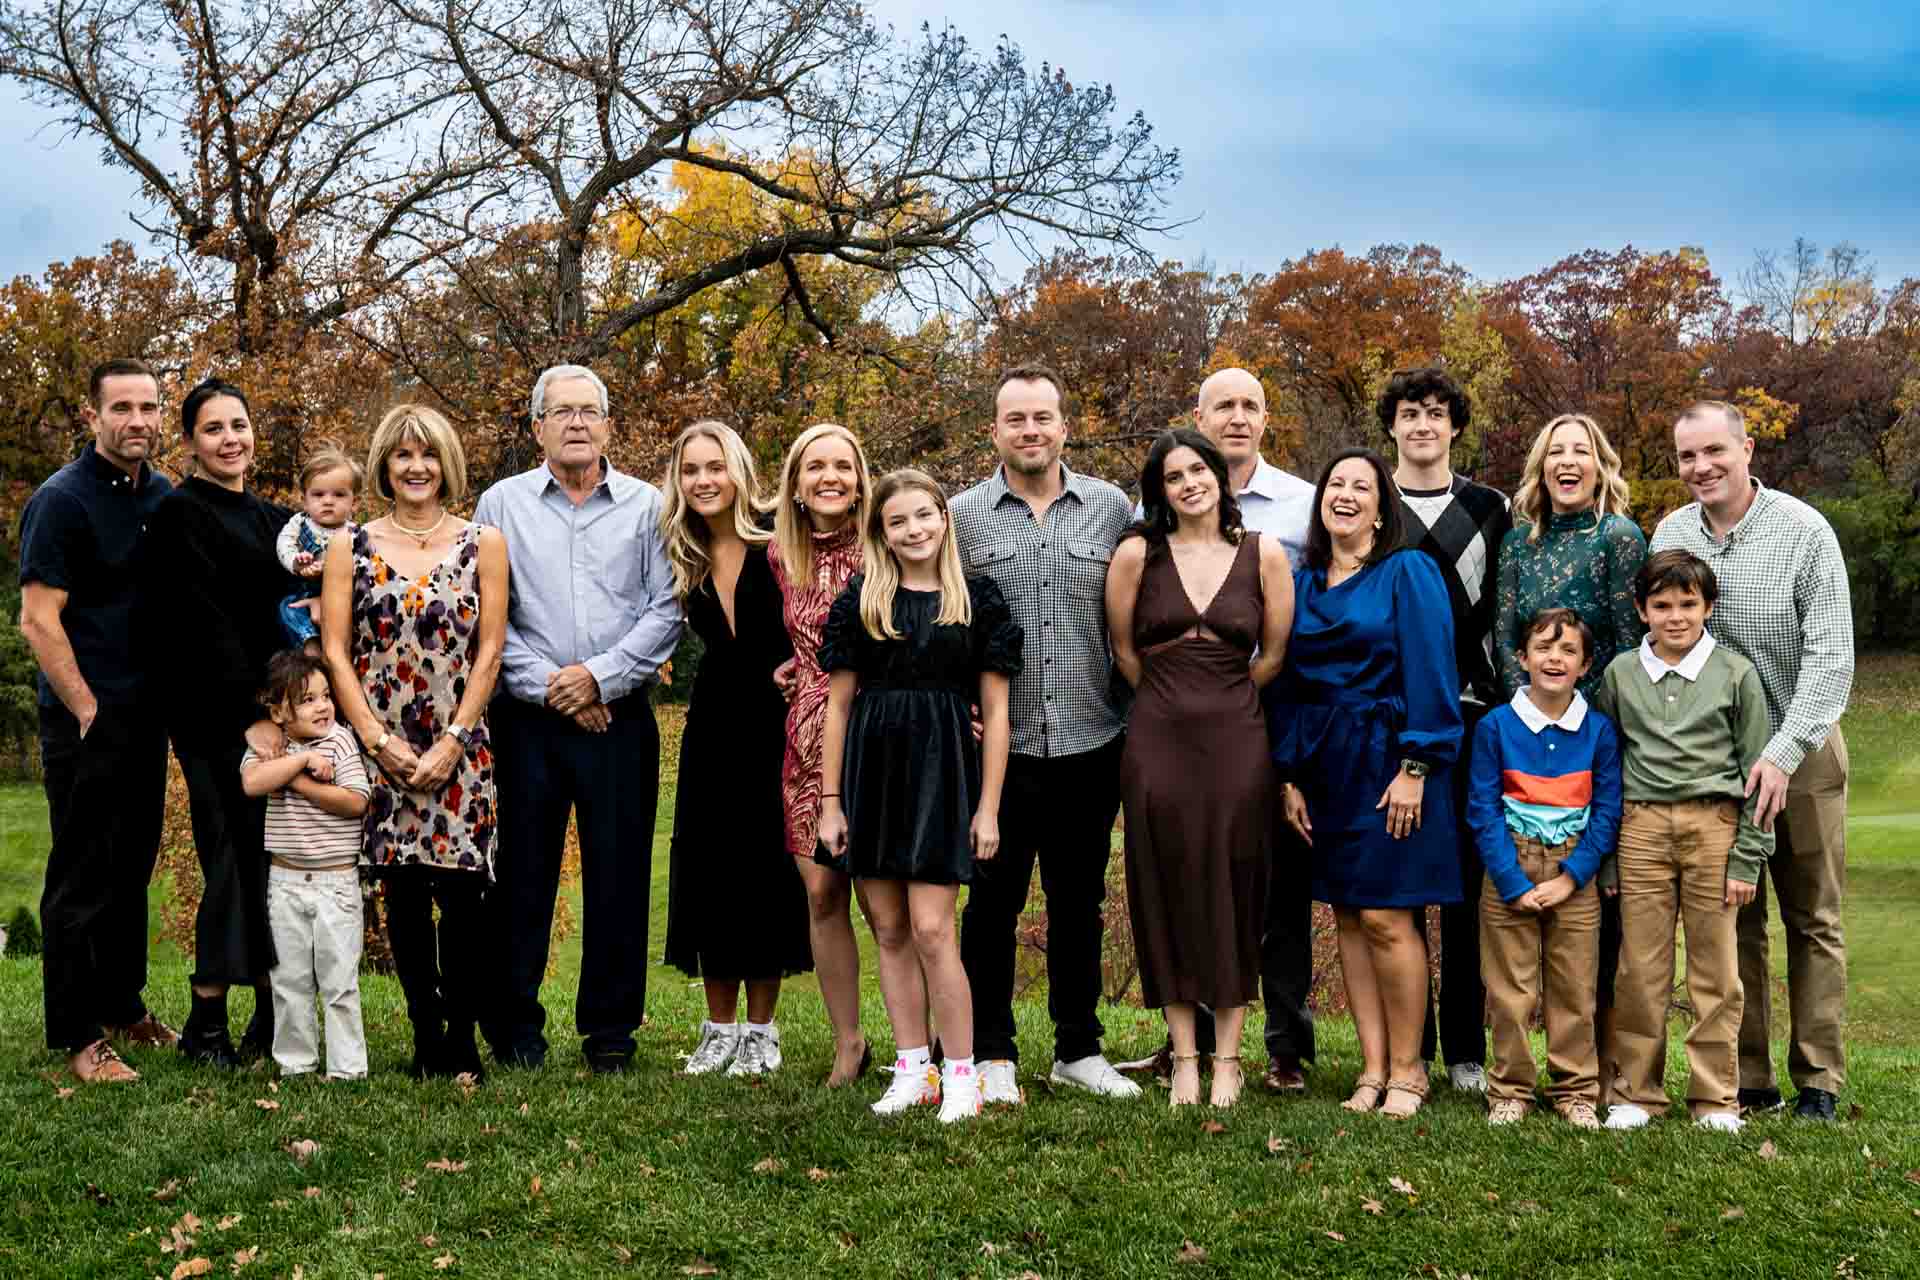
[1730,385,1796,441]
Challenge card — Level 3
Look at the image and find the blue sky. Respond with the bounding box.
[4,0,1918,293]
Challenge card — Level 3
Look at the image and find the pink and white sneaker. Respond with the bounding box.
[938,1062,982,1124]
[871,1058,941,1116]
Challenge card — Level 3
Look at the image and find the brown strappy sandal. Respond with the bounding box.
[1342,1074,1386,1112]
[1382,1074,1431,1119]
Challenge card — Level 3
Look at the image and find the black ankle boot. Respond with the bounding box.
[409,1025,447,1080]
[239,1005,274,1063]
[441,1025,485,1082]
[179,993,241,1069]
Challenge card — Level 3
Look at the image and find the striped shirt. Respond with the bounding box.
[240,723,371,868]
[1467,689,1623,901]
[951,462,1133,758]
[1649,480,1854,775]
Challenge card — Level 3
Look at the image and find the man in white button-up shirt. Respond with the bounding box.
[473,364,683,1074]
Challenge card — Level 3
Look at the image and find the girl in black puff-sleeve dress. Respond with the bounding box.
[814,470,1022,1125]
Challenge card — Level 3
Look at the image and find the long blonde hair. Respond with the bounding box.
[772,423,873,585]
[860,469,971,641]
[660,419,772,600]
[1513,412,1631,541]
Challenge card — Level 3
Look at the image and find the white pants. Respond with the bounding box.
[267,865,368,1079]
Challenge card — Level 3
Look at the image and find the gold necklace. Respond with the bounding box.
[391,509,448,547]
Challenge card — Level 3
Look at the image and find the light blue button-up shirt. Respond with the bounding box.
[473,460,683,706]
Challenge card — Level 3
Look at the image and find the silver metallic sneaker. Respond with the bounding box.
[726,1025,783,1077]
[682,1021,741,1075]
[1447,1062,1488,1093]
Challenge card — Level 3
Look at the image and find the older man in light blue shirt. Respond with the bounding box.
[474,363,683,1074]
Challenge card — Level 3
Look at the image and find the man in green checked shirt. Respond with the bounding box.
[1649,400,1854,1122]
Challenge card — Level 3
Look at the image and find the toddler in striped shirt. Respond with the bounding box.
[240,651,372,1080]
[1466,608,1623,1129]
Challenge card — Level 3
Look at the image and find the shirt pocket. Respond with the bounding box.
[964,543,1022,598]
[1066,541,1113,603]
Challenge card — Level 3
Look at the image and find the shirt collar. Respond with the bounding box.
[83,446,148,491]
[988,460,1087,508]
[541,457,618,497]
[1639,631,1717,683]
[1694,478,1773,543]
[1240,458,1284,502]
[1509,687,1589,734]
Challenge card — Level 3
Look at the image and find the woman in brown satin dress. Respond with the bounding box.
[769,422,877,1086]
[1106,428,1293,1109]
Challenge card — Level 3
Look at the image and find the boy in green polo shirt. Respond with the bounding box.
[1594,549,1771,1133]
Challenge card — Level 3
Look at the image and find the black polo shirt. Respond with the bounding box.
[17,447,173,709]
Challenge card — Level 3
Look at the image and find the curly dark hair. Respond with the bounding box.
[1126,427,1244,546]
[258,649,330,719]
[1375,366,1471,436]
[1303,448,1402,572]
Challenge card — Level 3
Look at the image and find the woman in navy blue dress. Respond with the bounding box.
[1266,448,1464,1120]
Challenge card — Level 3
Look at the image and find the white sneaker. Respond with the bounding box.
[1049,1054,1144,1099]
[1696,1111,1744,1133]
[726,1025,782,1077]
[1447,1062,1488,1093]
[979,1059,1022,1105]
[682,1021,741,1075]
[871,1059,941,1116]
[1605,1103,1652,1130]
[938,1063,982,1123]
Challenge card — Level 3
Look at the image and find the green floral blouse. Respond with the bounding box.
[1494,509,1648,701]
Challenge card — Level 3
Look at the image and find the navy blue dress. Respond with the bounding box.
[1265,549,1465,908]
[818,574,1023,884]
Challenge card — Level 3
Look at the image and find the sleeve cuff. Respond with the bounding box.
[1762,735,1808,777]
[582,654,632,703]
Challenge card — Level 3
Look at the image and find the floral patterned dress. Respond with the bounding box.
[351,522,496,875]
[1493,510,1647,702]
[769,522,864,859]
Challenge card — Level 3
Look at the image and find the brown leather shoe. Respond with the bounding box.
[1263,1054,1307,1093]
[107,1013,180,1048]
[70,1039,140,1083]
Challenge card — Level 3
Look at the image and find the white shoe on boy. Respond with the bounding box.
[979,1059,1022,1105]
[683,1021,741,1075]
[1050,1054,1143,1099]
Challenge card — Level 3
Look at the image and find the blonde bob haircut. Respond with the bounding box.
[1513,412,1631,541]
[772,422,872,586]
[660,419,773,601]
[859,469,970,641]
[367,404,468,504]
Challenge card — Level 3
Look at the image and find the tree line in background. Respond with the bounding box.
[2,0,1918,767]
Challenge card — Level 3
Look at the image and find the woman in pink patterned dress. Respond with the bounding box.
[769,423,875,1086]
[321,404,507,1080]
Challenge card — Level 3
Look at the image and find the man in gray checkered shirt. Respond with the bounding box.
[952,364,1143,1104]
[1649,399,1854,1122]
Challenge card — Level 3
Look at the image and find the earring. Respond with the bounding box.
[1373,518,1383,530]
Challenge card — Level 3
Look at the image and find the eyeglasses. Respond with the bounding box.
[541,406,606,426]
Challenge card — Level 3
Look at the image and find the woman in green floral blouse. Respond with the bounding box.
[1491,411,1646,1104]
[1493,413,1647,702]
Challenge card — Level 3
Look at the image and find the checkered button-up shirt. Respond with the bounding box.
[1649,480,1854,775]
[951,462,1133,758]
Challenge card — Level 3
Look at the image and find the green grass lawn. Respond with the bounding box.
[2,658,1918,1279]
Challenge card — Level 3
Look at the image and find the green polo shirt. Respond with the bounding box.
[1593,636,1773,884]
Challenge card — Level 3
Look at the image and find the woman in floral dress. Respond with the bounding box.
[1491,411,1646,1102]
[321,404,507,1079]
[768,422,875,1086]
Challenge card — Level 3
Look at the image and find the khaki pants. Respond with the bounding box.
[267,865,367,1080]
[1614,799,1743,1117]
[1480,835,1600,1107]
[1738,730,1849,1094]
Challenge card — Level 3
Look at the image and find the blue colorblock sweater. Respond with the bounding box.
[1467,689,1624,903]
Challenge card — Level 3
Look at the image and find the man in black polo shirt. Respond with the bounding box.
[18,358,176,1083]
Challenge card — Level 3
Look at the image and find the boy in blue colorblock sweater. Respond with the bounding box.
[1467,608,1623,1129]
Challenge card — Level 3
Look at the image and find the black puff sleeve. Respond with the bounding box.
[817,573,867,674]
[968,575,1024,677]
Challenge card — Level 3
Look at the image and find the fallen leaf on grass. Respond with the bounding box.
[1176,1240,1208,1263]
[83,1182,112,1206]
[565,1137,582,1152]
[292,1267,303,1280]
[420,1235,438,1247]
[424,1159,468,1174]
[682,1260,718,1276]
[231,1245,258,1270]
[1324,1231,1346,1243]
[1297,1159,1313,1174]
[270,1200,290,1211]
[432,1253,456,1270]
[1483,1192,1500,1204]
[610,1243,633,1263]
[253,1099,280,1112]
[1389,1176,1418,1197]
[1199,1120,1226,1135]
[1722,1207,1745,1220]
[215,1215,242,1231]
[171,1261,213,1279]
[1905,1170,1920,1186]
[752,1157,783,1175]
[302,1187,322,1199]
[806,1168,831,1183]
[453,1073,478,1099]
[1015,1273,1042,1280]
[518,1102,530,1116]
[56,1086,75,1101]
[1266,1131,1285,1154]
[979,1242,1000,1257]
[1759,1140,1778,1161]
[1361,1199,1385,1216]
[1861,1145,1873,1161]
[154,1179,183,1202]
[529,1175,542,1197]
[284,1140,318,1166]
